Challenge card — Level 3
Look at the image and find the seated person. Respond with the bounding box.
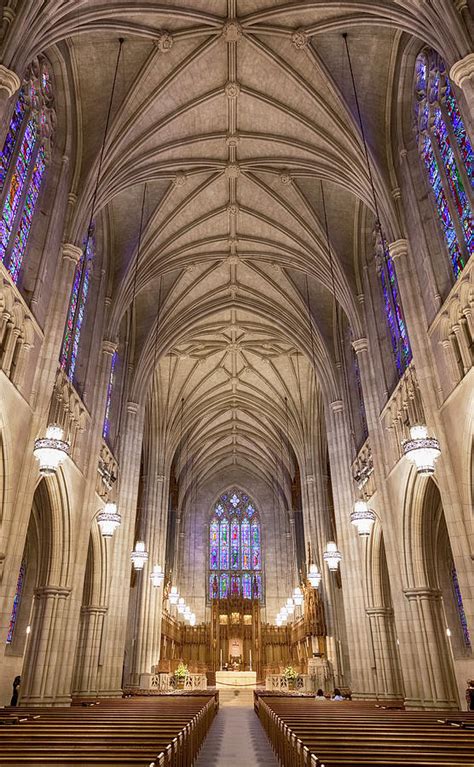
[315,688,327,700]
[331,687,344,701]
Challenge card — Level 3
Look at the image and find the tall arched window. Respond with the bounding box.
[0,58,54,284]
[375,233,412,378]
[414,49,473,278]
[103,349,117,440]
[6,559,26,644]
[59,228,95,382]
[209,489,263,601]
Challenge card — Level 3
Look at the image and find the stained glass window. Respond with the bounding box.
[103,350,117,439]
[375,235,412,378]
[208,489,263,601]
[60,230,94,381]
[414,49,473,278]
[451,567,471,648]
[0,60,53,284]
[6,560,26,644]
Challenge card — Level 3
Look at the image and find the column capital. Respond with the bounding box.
[81,605,108,615]
[352,337,369,355]
[366,606,393,617]
[61,242,82,265]
[34,585,72,599]
[102,339,118,356]
[0,64,21,98]
[450,53,474,89]
[330,399,344,413]
[388,238,409,261]
[403,586,442,602]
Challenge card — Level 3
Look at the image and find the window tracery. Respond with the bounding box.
[414,50,473,278]
[209,490,263,601]
[0,58,54,284]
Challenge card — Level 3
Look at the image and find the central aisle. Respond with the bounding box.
[194,689,278,766]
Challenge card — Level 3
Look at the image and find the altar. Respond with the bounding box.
[215,671,257,689]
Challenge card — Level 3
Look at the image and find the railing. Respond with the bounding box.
[139,673,208,691]
[428,256,473,399]
[48,368,90,470]
[380,363,425,470]
[0,260,43,397]
[265,675,313,693]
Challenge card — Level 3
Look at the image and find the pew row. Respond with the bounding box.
[255,693,474,767]
[0,693,218,766]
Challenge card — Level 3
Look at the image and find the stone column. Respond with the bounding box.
[73,606,108,698]
[450,53,474,133]
[366,607,404,700]
[325,400,377,698]
[403,588,458,709]
[98,402,144,696]
[20,586,72,706]
[133,470,169,686]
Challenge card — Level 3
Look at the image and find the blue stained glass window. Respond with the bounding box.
[378,243,412,377]
[415,49,473,277]
[6,561,26,644]
[60,230,94,381]
[208,489,263,601]
[0,64,52,284]
[103,350,117,439]
[451,567,471,648]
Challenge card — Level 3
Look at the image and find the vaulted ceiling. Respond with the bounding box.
[4,0,469,494]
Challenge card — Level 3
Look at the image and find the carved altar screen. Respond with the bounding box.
[209,489,263,601]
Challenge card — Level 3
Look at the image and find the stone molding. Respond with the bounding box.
[81,605,108,615]
[34,585,72,599]
[330,399,344,413]
[102,339,118,356]
[0,64,20,97]
[389,238,409,261]
[450,53,474,89]
[366,606,394,617]
[352,337,369,355]
[226,132,240,147]
[157,31,173,52]
[225,81,240,99]
[280,171,292,185]
[174,171,186,187]
[61,242,82,265]
[225,163,241,179]
[127,401,140,414]
[403,587,442,601]
[222,21,242,42]
[292,28,309,50]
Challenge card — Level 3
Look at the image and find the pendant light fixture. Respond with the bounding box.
[169,585,179,605]
[350,499,376,537]
[97,501,121,538]
[402,424,441,475]
[324,541,342,572]
[33,424,70,475]
[308,562,322,588]
[150,564,165,588]
[131,540,148,571]
[293,586,303,606]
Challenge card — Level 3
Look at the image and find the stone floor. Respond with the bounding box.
[195,689,279,766]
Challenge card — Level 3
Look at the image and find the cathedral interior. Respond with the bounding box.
[0,1,473,763]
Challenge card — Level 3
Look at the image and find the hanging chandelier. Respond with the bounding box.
[150,564,164,588]
[131,541,148,570]
[350,500,376,537]
[293,586,303,606]
[33,424,70,475]
[169,586,179,605]
[402,424,441,475]
[97,502,121,538]
[308,563,322,588]
[324,541,342,571]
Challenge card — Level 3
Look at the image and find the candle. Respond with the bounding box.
[220,648,223,670]
[249,649,252,671]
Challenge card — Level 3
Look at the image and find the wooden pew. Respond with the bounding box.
[256,693,474,767]
[0,693,218,766]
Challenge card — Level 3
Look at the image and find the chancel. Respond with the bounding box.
[0,1,473,766]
